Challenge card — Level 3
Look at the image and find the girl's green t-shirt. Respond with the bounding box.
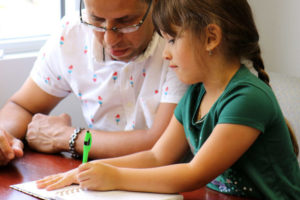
[175,66,300,199]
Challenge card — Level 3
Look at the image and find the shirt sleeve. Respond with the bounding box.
[174,86,192,124]
[160,62,188,104]
[30,16,75,98]
[217,85,277,133]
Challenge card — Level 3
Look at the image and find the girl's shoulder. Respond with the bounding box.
[225,66,275,103]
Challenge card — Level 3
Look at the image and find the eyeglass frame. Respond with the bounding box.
[79,0,153,34]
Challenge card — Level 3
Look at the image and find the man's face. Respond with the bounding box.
[84,0,154,62]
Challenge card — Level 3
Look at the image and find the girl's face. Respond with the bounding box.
[162,29,207,84]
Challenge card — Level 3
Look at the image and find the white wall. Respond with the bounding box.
[249,0,300,78]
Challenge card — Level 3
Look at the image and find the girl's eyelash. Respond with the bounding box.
[168,39,175,44]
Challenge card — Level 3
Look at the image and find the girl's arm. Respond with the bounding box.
[78,122,260,193]
[37,115,189,190]
[98,115,190,168]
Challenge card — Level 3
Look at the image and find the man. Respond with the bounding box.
[0,0,187,166]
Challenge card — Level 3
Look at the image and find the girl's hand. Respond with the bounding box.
[36,168,78,191]
[77,162,119,191]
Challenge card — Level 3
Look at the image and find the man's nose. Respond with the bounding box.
[104,29,121,47]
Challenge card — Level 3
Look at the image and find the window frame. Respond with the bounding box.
[0,0,78,58]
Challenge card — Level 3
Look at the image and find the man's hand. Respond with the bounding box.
[26,113,72,153]
[0,129,24,166]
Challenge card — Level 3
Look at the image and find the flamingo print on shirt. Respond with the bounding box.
[142,68,146,77]
[62,21,69,28]
[60,36,64,45]
[84,45,88,54]
[89,116,95,128]
[164,86,169,95]
[98,96,103,107]
[130,76,134,87]
[45,77,50,84]
[93,74,97,82]
[112,72,118,83]
[68,65,73,74]
[115,114,120,125]
[78,92,82,100]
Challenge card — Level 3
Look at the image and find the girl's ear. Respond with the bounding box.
[205,24,222,53]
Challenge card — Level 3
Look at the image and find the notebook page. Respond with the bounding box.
[10,181,183,200]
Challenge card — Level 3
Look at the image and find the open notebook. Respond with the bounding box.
[10,181,183,200]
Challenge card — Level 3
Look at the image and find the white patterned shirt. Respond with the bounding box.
[30,15,188,131]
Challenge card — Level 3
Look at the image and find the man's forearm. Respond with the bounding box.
[0,100,33,139]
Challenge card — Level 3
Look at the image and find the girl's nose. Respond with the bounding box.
[163,47,172,61]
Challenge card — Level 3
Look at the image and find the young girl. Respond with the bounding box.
[37,0,300,199]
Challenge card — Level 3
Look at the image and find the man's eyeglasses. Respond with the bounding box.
[79,0,153,34]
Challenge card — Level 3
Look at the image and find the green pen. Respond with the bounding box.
[82,130,92,163]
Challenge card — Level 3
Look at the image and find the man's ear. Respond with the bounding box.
[205,24,222,53]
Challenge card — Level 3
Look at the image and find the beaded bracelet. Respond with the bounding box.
[69,127,84,159]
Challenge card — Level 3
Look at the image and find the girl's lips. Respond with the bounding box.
[169,65,177,68]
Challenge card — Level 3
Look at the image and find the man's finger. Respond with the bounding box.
[0,134,14,159]
[0,148,10,166]
[12,139,24,158]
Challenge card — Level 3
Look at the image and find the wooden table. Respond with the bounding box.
[0,148,251,200]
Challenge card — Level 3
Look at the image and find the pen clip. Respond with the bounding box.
[84,131,92,148]
[84,137,91,146]
[82,130,92,163]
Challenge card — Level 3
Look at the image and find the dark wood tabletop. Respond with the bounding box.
[0,148,251,200]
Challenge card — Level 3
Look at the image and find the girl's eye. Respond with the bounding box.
[168,39,175,44]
